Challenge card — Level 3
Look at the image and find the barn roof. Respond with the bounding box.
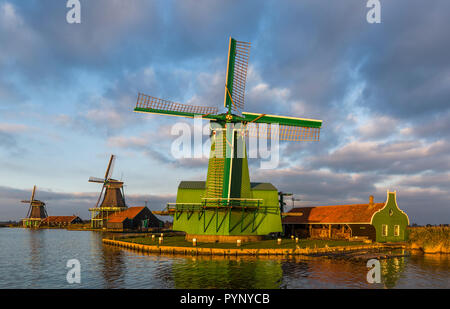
[250,182,278,191]
[107,207,145,223]
[178,181,206,190]
[283,203,385,224]
[41,216,80,223]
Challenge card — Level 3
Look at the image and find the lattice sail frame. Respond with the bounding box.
[224,38,251,114]
[136,93,219,117]
[205,129,226,199]
[245,123,321,141]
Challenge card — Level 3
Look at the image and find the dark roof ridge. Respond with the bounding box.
[289,202,384,210]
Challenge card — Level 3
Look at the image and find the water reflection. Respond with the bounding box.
[0,228,448,289]
[381,256,407,288]
[171,256,283,289]
[28,230,44,271]
[89,232,128,288]
[113,248,415,289]
[281,257,370,288]
[409,253,450,272]
[100,246,126,288]
[26,230,46,288]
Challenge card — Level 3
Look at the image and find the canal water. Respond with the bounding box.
[0,228,448,289]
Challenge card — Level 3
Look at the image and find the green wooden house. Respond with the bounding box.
[283,191,410,243]
[371,191,410,242]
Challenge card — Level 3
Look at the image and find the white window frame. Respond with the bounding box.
[382,224,388,237]
[394,225,400,237]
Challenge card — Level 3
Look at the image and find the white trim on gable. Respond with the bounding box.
[393,190,410,225]
[369,190,410,225]
[370,190,390,225]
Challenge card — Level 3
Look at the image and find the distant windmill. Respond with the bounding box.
[88,155,127,228]
[278,192,292,213]
[290,196,301,209]
[21,185,48,228]
[278,192,301,213]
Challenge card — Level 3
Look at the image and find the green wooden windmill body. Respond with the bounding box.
[134,38,322,240]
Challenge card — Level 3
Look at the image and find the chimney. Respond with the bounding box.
[369,195,374,206]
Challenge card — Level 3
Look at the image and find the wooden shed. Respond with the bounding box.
[41,216,83,227]
[106,206,163,231]
[282,191,409,242]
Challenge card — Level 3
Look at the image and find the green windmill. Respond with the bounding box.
[134,37,322,242]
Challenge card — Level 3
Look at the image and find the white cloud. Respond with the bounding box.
[85,100,128,130]
[0,2,23,28]
[309,138,450,174]
[244,66,294,113]
[107,135,148,149]
[0,123,29,133]
[357,115,398,140]
[0,2,42,67]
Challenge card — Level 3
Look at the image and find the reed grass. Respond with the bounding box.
[408,226,450,253]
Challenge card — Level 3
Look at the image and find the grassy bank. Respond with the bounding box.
[119,235,365,250]
[408,226,450,254]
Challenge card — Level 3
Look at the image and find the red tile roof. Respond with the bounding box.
[107,207,145,224]
[283,203,385,224]
[41,216,80,223]
[107,217,128,223]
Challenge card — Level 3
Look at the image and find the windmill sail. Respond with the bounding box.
[246,124,321,141]
[205,130,226,199]
[94,186,105,208]
[89,176,105,183]
[243,112,322,141]
[105,154,116,180]
[135,93,218,118]
[224,38,251,113]
[30,185,36,204]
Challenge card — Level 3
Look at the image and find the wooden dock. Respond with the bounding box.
[102,238,406,257]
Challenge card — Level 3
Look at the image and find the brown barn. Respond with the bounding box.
[106,206,163,231]
[283,196,385,242]
[41,216,83,227]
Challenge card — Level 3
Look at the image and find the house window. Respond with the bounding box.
[382,224,388,236]
[394,225,400,236]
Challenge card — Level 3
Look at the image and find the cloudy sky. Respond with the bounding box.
[0,0,449,224]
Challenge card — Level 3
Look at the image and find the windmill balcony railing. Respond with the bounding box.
[88,206,127,212]
[166,198,280,214]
